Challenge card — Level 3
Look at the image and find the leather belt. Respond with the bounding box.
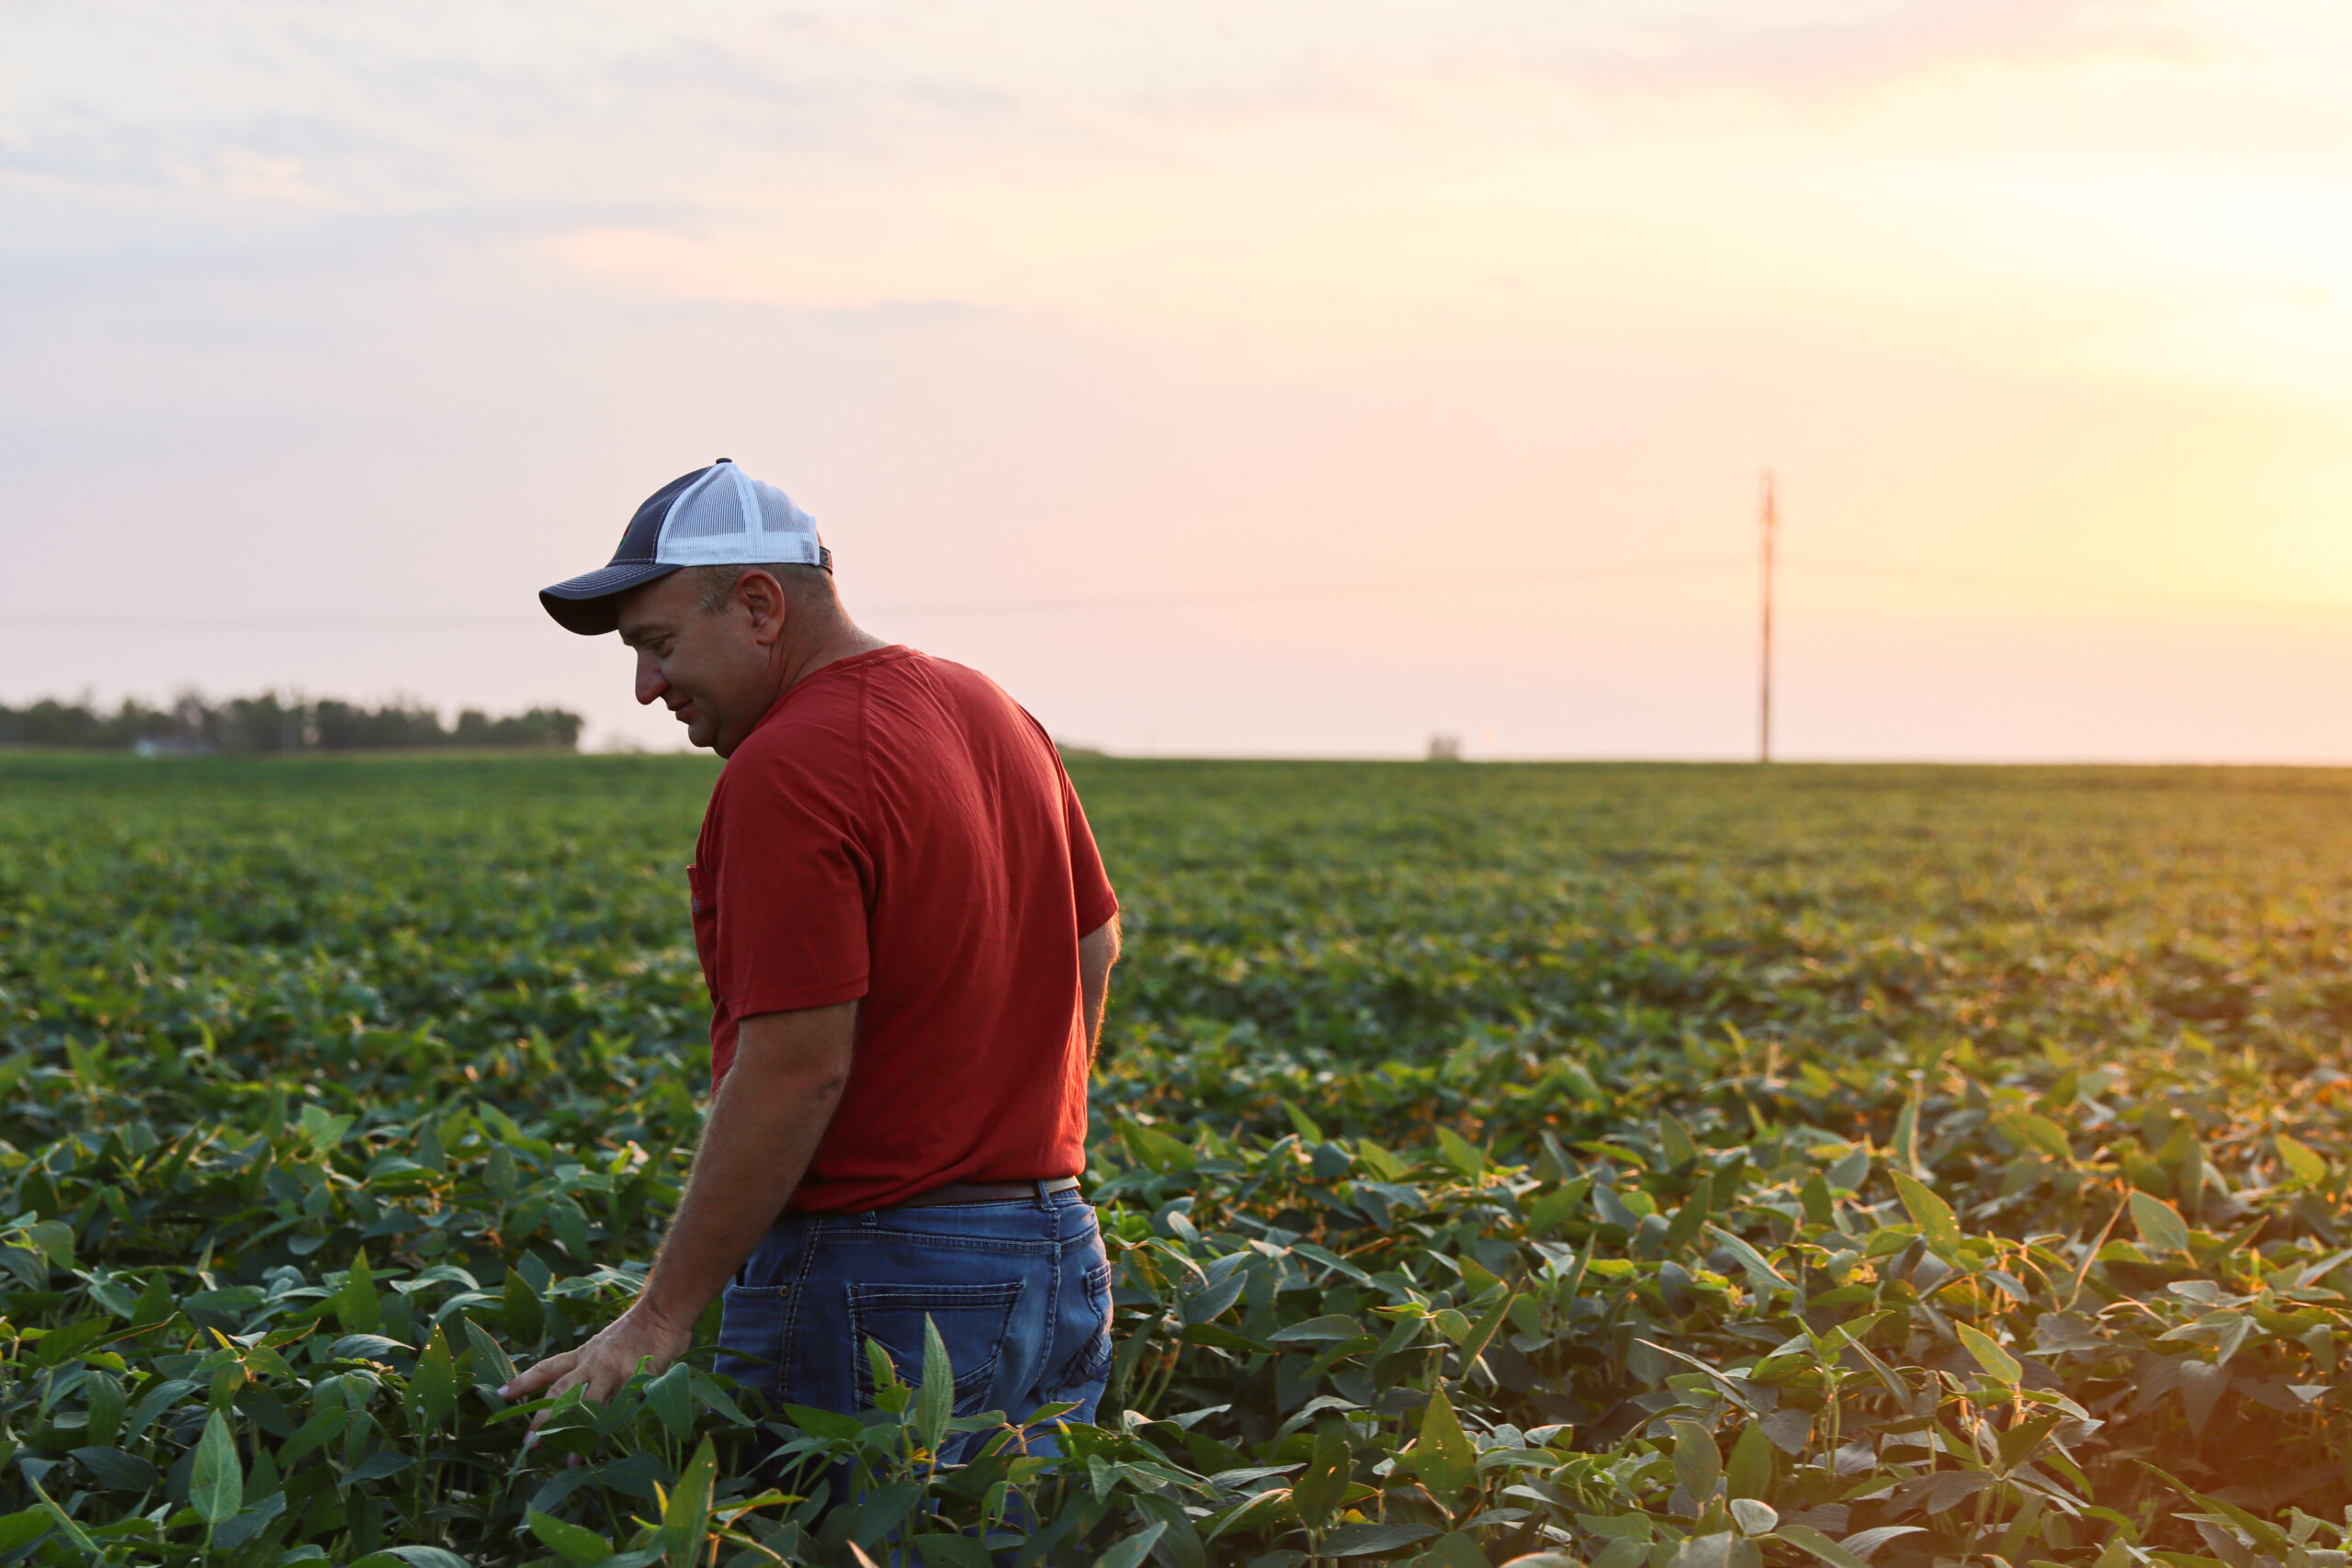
[899,1176,1080,1207]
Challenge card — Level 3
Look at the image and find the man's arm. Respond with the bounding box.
[1080,912,1121,1064]
[500,1001,856,1414]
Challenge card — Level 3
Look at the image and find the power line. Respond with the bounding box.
[1,552,2346,630]
[0,555,1756,631]
[1784,558,2352,615]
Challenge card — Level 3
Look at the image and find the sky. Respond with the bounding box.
[7,0,2352,760]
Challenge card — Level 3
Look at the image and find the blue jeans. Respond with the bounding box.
[715,1186,1113,1472]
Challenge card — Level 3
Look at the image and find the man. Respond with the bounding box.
[503,458,1122,1463]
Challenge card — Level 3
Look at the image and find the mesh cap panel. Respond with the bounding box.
[662,469,753,542]
[647,461,827,569]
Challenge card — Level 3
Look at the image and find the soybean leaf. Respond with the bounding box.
[1670,1419,1722,1503]
[915,1315,955,1453]
[1412,1384,1478,1507]
[1293,1429,1351,1530]
[1890,1171,1962,1258]
[527,1509,616,1566]
[1958,1324,2022,1384]
[188,1409,243,1526]
[644,1360,693,1440]
[1324,1523,1441,1556]
[2278,1134,2329,1187]
[1092,1522,1170,1568]
[1726,1421,1775,1500]
[1779,1526,1870,1568]
[2130,1191,2192,1254]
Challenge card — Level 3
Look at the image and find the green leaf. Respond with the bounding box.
[464,1317,518,1392]
[1457,1289,1517,1368]
[1669,1419,1722,1503]
[2278,1134,2328,1187]
[644,1360,693,1440]
[1996,1111,2074,1163]
[1998,1410,2066,1472]
[1661,1176,1716,1257]
[528,1509,616,1565]
[915,1314,955,1453]
[405,1323,457,1435]
[1412,1383,1478,1507]
[338,1250,382,1337]
[1889,1170,1962,1257]
[188,1409,243,1526]
[1657,1112,1700,1170]
[2130,1190,2191,1254]
[913,1536,996,1568]
[297,1103,356,1156]
[1422,1534,1497,1568]
[1958,1324,2022,1384]
[661,1437,718,1568]
[1322,1522,1441,1556]
[0,1508,51,1551]
[1725,1421,1774,1500]
[865,1335,900,1395]
[26,1220,73,1269]
[1842,1527,1928,1558]
[1092,1522,1170,1568]
[1293,1428,1351,1530]
[1178,1322,1276,1353]
[1703,1224,1793,1292]
[69,1446,158,1494]
[378,1550,473,1568]
[1665,1536,1734,1568]
[1433,1126,1486,1181]
[347,1450,413,1483]
[1122,1123,1196,1174]
[1780,1524,1872,1568]
[783,1403,865,1440]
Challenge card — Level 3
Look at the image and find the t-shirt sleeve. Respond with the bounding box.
[1060,766,1119,933]
[715,751,875,1017]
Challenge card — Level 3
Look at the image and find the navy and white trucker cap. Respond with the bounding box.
[538,458,831,636]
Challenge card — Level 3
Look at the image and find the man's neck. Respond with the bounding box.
[774,618,893,698]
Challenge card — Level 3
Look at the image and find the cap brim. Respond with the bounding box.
[538,562,682,636]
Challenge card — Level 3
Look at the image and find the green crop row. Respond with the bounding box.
[4,754,2352,1566]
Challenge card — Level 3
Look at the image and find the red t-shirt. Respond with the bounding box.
[687,645,1118,1213]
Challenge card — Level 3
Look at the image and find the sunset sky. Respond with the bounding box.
[8,0,2352,759]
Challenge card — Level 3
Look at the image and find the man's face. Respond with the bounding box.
[615,570,775,757]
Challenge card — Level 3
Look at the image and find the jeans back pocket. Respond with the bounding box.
[716,1280,795,1412]
[1049,1258,1115,1399]
[847,1279,1027,1416]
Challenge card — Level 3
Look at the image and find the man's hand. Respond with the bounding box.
[501,1302,694,1422]
[494,1000,857,1448]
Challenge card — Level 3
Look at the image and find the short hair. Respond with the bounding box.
[693,563,835,616]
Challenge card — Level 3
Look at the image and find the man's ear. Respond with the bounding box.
[737,570,789,646]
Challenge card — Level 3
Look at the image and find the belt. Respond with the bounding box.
[898,1176,1080,1207]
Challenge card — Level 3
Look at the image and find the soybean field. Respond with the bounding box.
[5,752,2352,1568]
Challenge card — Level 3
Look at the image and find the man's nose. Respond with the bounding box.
[634,653,668,706]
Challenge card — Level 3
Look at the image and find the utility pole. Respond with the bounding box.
[1758,470,1777,764]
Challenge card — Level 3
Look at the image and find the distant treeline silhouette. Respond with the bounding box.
[0,694,583,753]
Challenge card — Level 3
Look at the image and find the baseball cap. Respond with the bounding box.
[538,458,831,636]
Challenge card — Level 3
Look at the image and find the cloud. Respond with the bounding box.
[1529,0,2201,97]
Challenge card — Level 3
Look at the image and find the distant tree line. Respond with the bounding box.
[0,693,584,753]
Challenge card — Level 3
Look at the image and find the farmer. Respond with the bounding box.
[504,458,1122,1465]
